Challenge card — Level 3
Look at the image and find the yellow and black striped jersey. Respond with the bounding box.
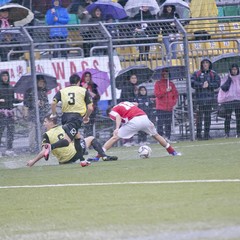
[42,125,77,164]
[53,86,93,116]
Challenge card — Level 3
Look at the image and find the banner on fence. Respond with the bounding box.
[1,56,122,101]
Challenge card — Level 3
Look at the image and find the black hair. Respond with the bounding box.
[45,114,58,125]
[37,75,45,81]
[230,63,239,75]
[84,71,92,77]
[69,73,81,84]
[106,105,113,116]
[138,86,147,95]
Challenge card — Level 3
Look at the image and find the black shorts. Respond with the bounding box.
[62,113,83,140]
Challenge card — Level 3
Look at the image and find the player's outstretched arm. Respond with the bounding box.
[26,147,45,167]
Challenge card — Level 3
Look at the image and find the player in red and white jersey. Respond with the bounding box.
[109,101,146,123]
[102,101,181,156]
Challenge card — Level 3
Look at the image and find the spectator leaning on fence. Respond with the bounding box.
[218,64,240,138]
[191,58,220,140]
[0,71,22,157]
[157,4,180,59]
[46,0,69,58]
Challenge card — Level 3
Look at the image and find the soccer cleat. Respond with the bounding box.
[87,157,100,162]
[80,160,91,167]
[102,155,118,161]
[171,151,182,156]
[44,143,51,161]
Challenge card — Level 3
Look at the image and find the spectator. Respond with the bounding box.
[191,58,220,140]
[157,4,180,59]
[77,0,93,23]
[0,71,22,157]
[130,6,157,60]
[119,74,138,146]
[46,0,69,58]
[218,63,240,138]
[0,32,23,61]
[23,75,50,152]
[81,7,105,56]
[0,9,12,28]
[134,86,155,145]
[80,71,100,137]
[88,7,103,23]
[154,68,179,142]
[120,74,138,102]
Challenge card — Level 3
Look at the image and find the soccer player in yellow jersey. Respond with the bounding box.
[27,115,118,167]
[44,74,93,161]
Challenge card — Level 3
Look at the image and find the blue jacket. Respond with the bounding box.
[46,1,69,38]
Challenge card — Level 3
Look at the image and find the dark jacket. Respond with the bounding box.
[130,10,158,38]
[191,58,220,104]
[0,71,21,110]
[134,87,154,116]
[24,81,49,122]
[120,81,138,102]
[157,5,179,36]
[80,72,100,109]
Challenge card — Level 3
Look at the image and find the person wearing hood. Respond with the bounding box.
[0,71,22,157]
[191,58,220,140]
[46,0,69,58]
[154,68,179,142]
[218,64,240,138]
[23,75,50,152]
[80,71,100,137]
[157,5,180,59]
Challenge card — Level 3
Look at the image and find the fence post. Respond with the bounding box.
[22,27,42,151]
[99,22,117,106]
[175,19,195,141]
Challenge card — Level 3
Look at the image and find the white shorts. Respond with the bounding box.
[118,115,158,139]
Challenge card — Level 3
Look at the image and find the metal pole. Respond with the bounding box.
[22,27,42,150]
[99,22,117,105]
[175,19,195,141]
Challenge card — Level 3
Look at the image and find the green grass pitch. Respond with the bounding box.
[0,138,240,240]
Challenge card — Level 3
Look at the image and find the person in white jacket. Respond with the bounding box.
[218,64,240,138]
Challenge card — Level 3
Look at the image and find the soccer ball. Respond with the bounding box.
[138,145,152,158]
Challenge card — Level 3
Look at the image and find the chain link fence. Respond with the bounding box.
[0,15,240,156]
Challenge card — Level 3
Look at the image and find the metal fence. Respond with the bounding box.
[0,15,240,155]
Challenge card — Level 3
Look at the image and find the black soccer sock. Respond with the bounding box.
[51,139,69,150]
[74,138,85,161]
[91,138,106,156]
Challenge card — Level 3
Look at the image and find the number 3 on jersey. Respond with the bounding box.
[68,92,75,105]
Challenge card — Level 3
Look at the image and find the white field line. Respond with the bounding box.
[0,179,239,189]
